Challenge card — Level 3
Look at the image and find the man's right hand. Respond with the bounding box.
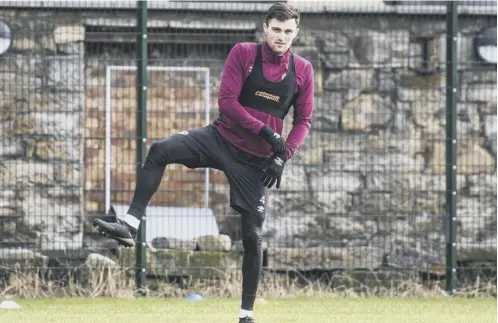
[258,125,286,153]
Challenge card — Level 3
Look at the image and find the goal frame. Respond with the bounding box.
[104,65,211,213]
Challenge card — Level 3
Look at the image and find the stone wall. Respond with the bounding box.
[0,7,496,269]
[0,10,85,250]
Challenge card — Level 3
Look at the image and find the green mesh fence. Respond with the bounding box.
[0,1,495,294]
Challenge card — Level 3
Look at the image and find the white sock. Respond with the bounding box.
[239,309,253,318]
[122,213,140,230]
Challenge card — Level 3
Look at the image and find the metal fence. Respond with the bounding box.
[0,1,496,295]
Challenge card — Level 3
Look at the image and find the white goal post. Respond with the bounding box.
[104,65,211,214]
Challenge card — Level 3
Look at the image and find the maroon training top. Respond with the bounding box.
[216,41,314,158]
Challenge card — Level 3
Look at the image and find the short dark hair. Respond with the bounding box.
[265,2,300,26]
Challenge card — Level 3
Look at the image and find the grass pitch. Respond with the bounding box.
[2,297,496,323]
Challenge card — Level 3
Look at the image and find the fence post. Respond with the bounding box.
[445,0,458,294]
[135,0,148,293]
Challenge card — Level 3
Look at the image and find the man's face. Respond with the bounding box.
[264,18,299,55]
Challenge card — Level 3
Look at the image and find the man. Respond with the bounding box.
[93,3,314,322]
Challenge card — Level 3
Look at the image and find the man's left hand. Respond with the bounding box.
[261,150,288,189]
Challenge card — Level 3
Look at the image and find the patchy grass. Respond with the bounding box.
[2,266,496,300]
[1,266,496,322]
[2,296,496,323]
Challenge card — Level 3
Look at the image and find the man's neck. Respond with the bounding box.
[263,41,289,64]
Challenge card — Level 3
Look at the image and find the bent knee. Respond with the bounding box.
[147,140,167,166]
[147,137,184,165]
[148,140,163,156]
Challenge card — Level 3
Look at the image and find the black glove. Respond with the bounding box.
[258,125,286,153]
[261,150,288,189]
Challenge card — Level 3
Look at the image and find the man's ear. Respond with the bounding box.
[295,27,300,37]
[263,23,267,33]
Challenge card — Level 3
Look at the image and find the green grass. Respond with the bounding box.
[2,297,496,323]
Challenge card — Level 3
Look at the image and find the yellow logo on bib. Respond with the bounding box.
[255,91,280,103]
